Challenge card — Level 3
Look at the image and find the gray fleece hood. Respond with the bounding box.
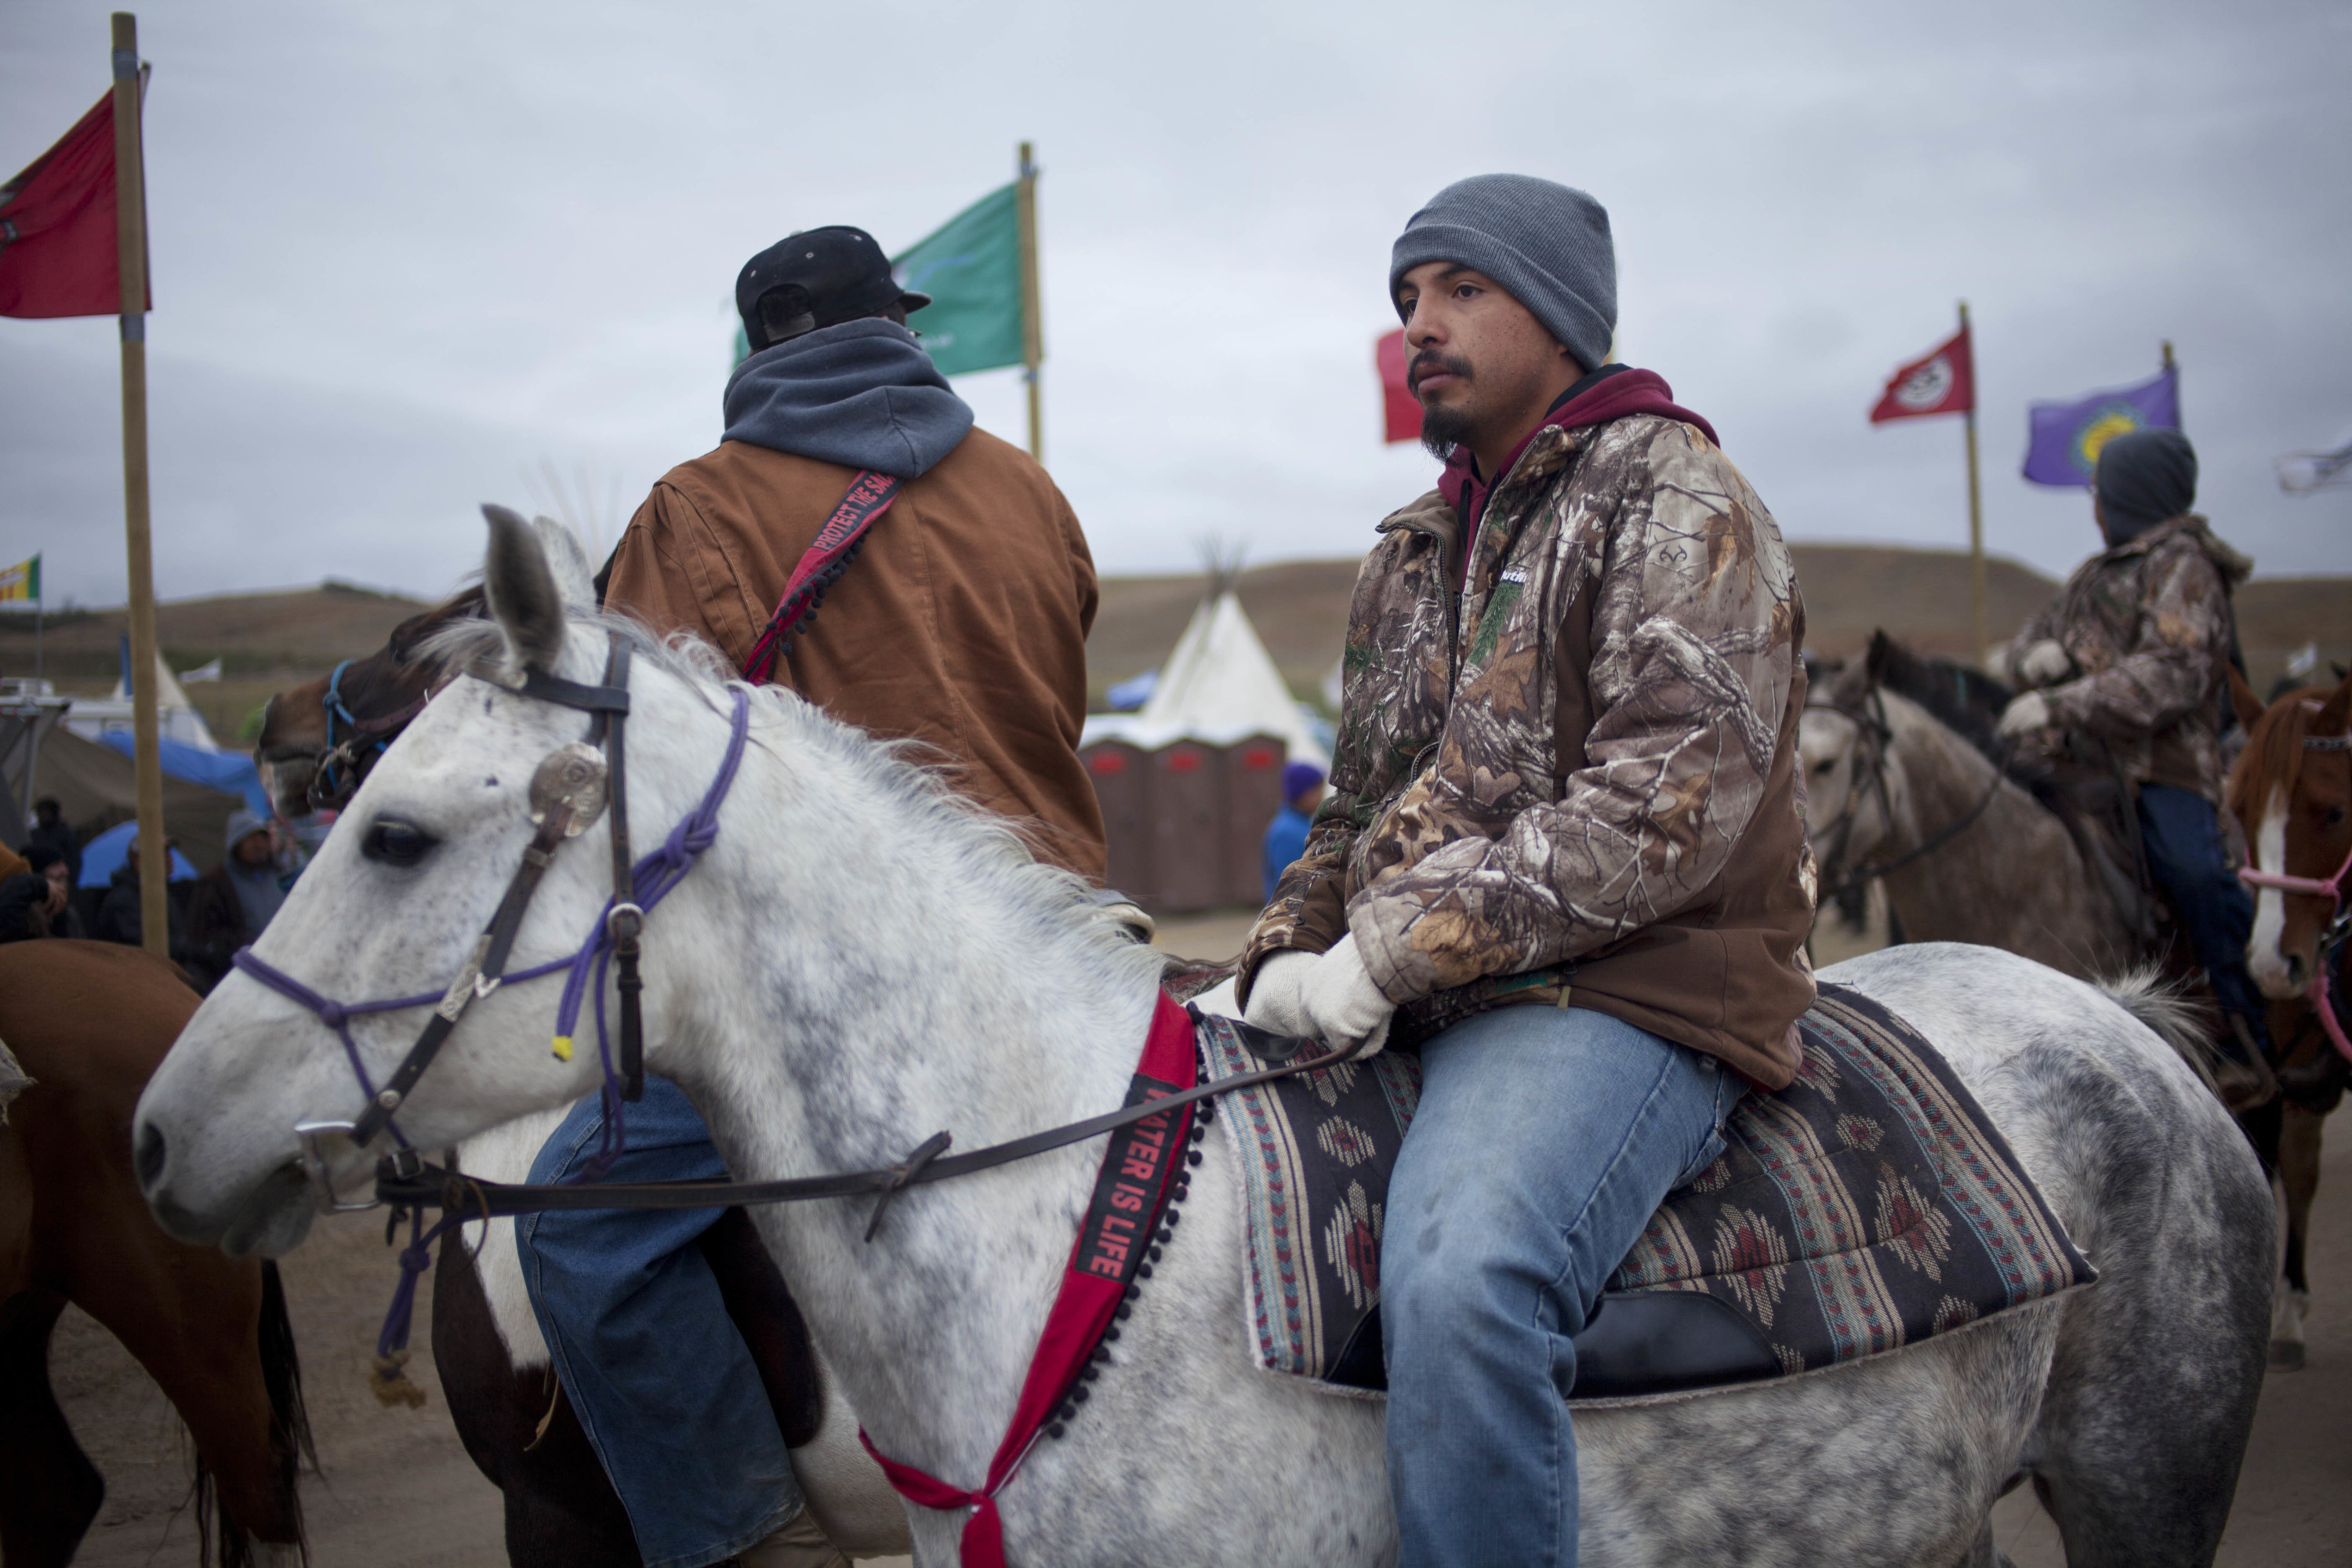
[720,318,975,478]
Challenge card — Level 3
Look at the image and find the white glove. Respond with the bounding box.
[2016,640,2072,687]
[1995,690,2053,739]
[1298,935,1396,1058]
[1242,949,1319,1040]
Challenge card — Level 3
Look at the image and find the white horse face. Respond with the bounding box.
[1798,706,1883,868]
[136,513,624,1255]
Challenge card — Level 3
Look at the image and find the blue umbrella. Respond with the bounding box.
[77,818,199,888]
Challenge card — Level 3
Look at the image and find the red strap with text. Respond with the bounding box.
[860,991,1200,1566]
[741,469,902,682]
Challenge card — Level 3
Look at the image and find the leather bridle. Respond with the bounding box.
[311,658,432,811]
[239,632,659,1200]
[1806,690,2009,900]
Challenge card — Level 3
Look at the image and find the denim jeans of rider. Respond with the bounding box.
[520,1078,806,1568]
[1381,1003,1743,1568]
[2139,782,2270,1060]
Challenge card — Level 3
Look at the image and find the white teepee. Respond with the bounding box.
[1083,590,1327,767]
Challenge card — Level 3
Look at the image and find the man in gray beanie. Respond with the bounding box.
[1998,427,2273,1104]
[1241,174,1816,1565]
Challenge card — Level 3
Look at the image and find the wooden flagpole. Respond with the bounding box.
[1960,299,1987,670]
[112,11,167,957]
[1017,140,1044,463]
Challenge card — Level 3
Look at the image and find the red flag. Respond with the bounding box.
[1377,328,1421,444]
[1870,325,1973,423]
[0,92,143,319]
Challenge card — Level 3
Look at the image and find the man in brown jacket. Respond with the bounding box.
[527,227,1105,1568]
[1242,176,1814,1566]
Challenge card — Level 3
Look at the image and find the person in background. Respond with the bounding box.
[1994,426,2269,1105]
[186,810,287,991]
[0,841,44,942]
[1263,760,1327,902]
[94,834,191,957]
[19,844,84,938]
[27,797,80,889]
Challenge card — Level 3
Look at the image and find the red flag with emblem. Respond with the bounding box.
[1377,328,1421,443]
[1870,325,1973,423]
[0,92,143,319]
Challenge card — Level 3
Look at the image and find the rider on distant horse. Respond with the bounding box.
[1242,176,1817,1567]
[1992,429,2270,1104]
[524,227,1107,1568]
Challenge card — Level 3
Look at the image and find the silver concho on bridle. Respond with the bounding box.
[530,742,610,836]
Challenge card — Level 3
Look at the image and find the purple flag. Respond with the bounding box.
[2022,367,2180,486]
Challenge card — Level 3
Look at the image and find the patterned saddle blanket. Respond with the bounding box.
[1196,982,2097,1404]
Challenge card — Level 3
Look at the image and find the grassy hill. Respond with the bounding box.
[0,580,431,741]
[1091,546,2351,709]
[3,547,2339,743]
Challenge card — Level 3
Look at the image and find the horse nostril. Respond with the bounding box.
[135,1121,166,1189]
[2286,955,2308,990]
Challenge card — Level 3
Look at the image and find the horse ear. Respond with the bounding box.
[2318,670,2352,739]
[530,515,597,610]
[481,504,568,671]
[2227,665,2266,732]
[1865,630,1893,686]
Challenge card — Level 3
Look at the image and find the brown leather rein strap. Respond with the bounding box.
[374,1030,1362,1228]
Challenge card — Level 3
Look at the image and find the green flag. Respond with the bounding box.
[893,182,1025,377]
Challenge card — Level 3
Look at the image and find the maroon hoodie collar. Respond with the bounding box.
[1437,365,1719,525]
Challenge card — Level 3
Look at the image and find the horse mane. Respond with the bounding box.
[418,604,1160,985]
[1863,630,2014,766]
[2227,684,2328,822]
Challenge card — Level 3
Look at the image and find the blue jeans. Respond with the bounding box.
[520,1080,804,1568]
[2140,782,2270,1061]
[1381,1004,1744,1568]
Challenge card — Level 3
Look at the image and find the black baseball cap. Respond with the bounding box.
[735,227,932,352]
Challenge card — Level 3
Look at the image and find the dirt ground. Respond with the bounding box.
[42,908,2350,1564]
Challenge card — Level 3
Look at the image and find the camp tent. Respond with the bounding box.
[32,726,247,872]
[1082,590,1328,767]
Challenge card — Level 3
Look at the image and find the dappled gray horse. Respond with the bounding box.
[137,517,2272,1566]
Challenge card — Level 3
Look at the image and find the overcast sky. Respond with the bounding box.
[3,0,2347,611]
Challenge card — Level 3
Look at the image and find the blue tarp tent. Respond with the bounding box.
[99,732,270,817]
[78,818,201,888]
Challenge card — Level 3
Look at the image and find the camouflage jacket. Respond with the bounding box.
[1241,414,1817,1088]
[2006,514,2251,804]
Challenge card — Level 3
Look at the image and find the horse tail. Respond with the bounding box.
[256,1259,316,1559]
[195,1261,314,1566]
[2098,964,2218,1092]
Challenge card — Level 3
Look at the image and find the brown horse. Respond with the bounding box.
[0,940,310,1566]
[256,586,485,817]
[2226,668,2352,1370]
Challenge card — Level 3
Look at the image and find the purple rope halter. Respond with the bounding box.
[230,685,753,1372]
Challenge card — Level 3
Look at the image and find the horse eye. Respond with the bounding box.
[361,818,437,866]
[1812,758,1835,775]
[2328,807,2347,829]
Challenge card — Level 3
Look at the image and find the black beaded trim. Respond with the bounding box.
[1044,1039,1213,1442]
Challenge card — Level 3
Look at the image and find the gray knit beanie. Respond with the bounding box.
[1389,175,1616,372]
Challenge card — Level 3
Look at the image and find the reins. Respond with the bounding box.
[373,1031,1364,1229]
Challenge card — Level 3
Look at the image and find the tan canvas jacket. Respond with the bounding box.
[1241,414,1817,1089]
[605,429,1108,880]
[2005,514,2251,804]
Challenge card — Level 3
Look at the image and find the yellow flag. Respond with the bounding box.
[0,555,38,603]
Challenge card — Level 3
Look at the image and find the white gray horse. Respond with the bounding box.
[136,517,2273,1566]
